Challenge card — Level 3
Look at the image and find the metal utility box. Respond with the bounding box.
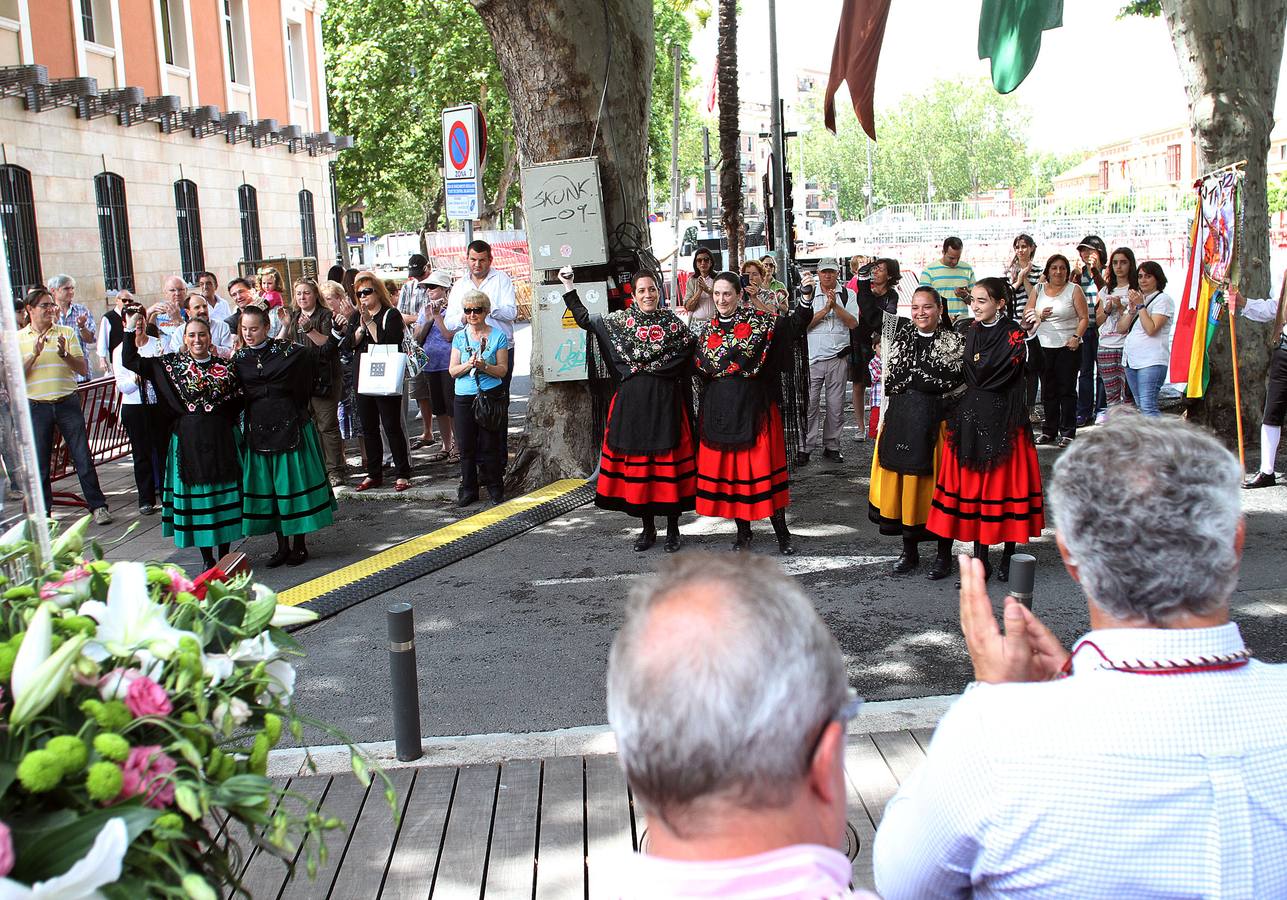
[520,157,609,268]
[533,281,609,383]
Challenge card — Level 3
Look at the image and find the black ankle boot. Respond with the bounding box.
[927,538,953,580]
[770,511,795,555]
[267,535,291,568]
[663,518,681,553]
[997,552,1014,582]
[893,534,919,574]
[732,520,753,552]
[633,527,657,552]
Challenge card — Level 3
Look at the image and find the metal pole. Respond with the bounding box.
[703,126,714,232]
[865,138,874,219]
[670,42,682,306]
[464,218,474,249]
[386,602,423,762]
[767,0,788,283]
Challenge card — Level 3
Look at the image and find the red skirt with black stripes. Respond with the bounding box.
[695,405,790,521]
[596,397,697,518]
[926,430,1045,544]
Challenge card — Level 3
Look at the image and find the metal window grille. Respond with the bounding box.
[174,179,204,282]
[238,183,262,261]
[80,0,96,43]
[0,165,43,297]
[94,173,134,292]
[298,189,317,260]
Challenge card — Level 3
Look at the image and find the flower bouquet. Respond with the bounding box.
[0,516,392,898]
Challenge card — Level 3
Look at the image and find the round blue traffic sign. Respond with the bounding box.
[448,121,469,170]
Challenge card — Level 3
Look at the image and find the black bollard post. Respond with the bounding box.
[387,602,423,762]
[1007,554,1037,610]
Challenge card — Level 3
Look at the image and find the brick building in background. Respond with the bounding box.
[0,0,349,309]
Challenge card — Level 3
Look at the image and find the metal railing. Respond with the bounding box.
[50,376,130,506]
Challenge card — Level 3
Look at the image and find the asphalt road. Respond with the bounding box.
[285,422,1287,748]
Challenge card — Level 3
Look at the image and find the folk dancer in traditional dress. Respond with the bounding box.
[693,272,813,554]
[868,286,965,579]
[121,314,242,570]
[927,277,1046,581]
[231,305,341,567]
[1233,280,1287,488]
[560,267,697,552]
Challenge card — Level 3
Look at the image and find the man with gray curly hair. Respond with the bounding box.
[605,554,876,898]
[873,414,1287,898]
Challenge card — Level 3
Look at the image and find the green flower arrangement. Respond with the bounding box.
[0,516,395,898]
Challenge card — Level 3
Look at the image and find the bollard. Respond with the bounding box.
[1006,554,1037,610]
[387,602,423,762]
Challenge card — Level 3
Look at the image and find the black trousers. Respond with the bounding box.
[356,393,411,480]
[120,403,163,507]
[1025,339,1042,410]
[1040,345,1080,439]
[1076,325,1101,421]
[454,394,502,496]
[1265,341,1287,426]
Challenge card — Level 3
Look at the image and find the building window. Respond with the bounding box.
[174,180,204,282]
[80,0,96,42]
[298,189,317,259]
[1099,160,1109,192]
[285,21,307,101]
[238,183,262,261]
[345,210,364,235]
[94,172,134,292]
[159,0,189,68]
[222,0,248,85]
[1166,144,1181,182]
[0,165,42,297]
[80,0,113,47]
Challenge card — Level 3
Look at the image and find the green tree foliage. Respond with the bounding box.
[323,0,517,235]
[1269,175,1287,216]
[798,79,1077,217]
[649,3,709,205]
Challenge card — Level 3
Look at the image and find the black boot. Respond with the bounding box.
[893,533,919,575]
[634,516,657,552]
[997,542,1016,583]
[266,533,291,568]
[732,519,753,552]
[288,534,309,566]
[663,515,682,553]
[199,546,216,570]
[217,542,231,562]
[927,538,953,581]
[770,511,795,555]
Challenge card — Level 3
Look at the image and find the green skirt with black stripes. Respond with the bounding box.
[241,419,337,537]
[162,430,245,549]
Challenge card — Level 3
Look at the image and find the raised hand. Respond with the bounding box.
[959,556,1068,683]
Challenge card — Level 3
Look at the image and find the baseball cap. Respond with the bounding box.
[408,254,429,275]
[818,258,840,272]
[1076,236,1105,253]
[424,270,452,290]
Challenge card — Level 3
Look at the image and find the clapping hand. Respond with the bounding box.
[558,266,575,291]
[76,312,88,328]
[334,296,358,320]
[56,334,69,358]
[959,556,1069,684]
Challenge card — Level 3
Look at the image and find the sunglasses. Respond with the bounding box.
[463,307,486,314]
[804,688,864,769]
[356,288,376,298]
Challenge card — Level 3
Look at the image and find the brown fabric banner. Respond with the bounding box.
[823,0,893,140]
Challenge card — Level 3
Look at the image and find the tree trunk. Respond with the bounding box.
[1159,0,1287,450]
[470,0,654,490]
[717,0,742,267]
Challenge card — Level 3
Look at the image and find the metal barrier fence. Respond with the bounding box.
[50,376,130,506]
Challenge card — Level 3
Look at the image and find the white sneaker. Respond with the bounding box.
[92,507,113,525]
[1094,411,1108,426]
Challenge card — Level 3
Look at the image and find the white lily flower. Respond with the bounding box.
[202,653,234,687]
[228,632,279,663]
[213,697,252,733]
[269,604,318,627]
[10,603,52,703]
[261,659,297,704]
[0,816,126,898]
[79,562,197,672]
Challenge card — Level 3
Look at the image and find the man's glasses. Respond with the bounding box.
[463,307,486,314]
[35,303,56,310]
[356,288,376,298]
[805,688,864,768]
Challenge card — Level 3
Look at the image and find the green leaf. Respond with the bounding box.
[10,806,161,883]
[175,784,202,821]
[171,740,204,770]
[209,774,274,809]
[0,761,16,799]
[350,753,371,788]
[241,587,277,635]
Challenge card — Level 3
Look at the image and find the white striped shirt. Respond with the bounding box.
[873,623,1287,899]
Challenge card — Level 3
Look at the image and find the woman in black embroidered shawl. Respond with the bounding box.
[561,268,696,552]
[693,271,813,554]
[121,315,242,569]
[927,277,1046,581]
[869,286,965,580]
[231,304,341,568]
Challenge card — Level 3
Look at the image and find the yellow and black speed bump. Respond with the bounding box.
[277,479,593,625]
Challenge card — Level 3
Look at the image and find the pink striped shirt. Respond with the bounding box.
[606,844,877,899]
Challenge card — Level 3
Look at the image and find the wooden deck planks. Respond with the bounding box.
[483,759,541,900]
[844,735,903,830]
[871,730,928,785]
[381,766,457,899]
[279,774,371,900]
[238,775,331,900]
[584,754,634,898]
[533,756,585,900]
[430,764,501,899]
[326,768,415,898]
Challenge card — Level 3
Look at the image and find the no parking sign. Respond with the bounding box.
[442,104,487,220]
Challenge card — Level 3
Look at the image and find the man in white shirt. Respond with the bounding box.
[606,554,876,900]
[873,415,1287,899]
[195,271,234,323]
[111,307,163,515]
[162,293,233,357]
[1232,287,1286,488]
[799,259,857,466]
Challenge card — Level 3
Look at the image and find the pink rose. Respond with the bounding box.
[124,676,172,719]
[636,327,649,340]
[39,564,93,607]
[0,820,12,878]
[165,567,195,596]
[99,668,142,701]
[120,745,177,809]
[648,325,665,341]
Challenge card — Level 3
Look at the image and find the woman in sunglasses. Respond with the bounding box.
[346,273,413,492]
[683,247,716,329]
[447,289,510,506]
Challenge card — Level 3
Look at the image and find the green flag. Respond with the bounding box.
[978,0,1063,94]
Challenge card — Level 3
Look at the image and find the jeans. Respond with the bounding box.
[119,403,162,507]
[454,394,502,498]
[30,395,108,512]
[1039,345,1080,439]
[1076,325,1100,421]
[1125,365,1168,418]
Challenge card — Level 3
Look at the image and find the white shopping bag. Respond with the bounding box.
[357,344,407,396]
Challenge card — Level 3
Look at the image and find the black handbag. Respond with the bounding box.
[472,379,506,432]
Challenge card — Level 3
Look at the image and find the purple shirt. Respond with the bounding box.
[606,844,876,899]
